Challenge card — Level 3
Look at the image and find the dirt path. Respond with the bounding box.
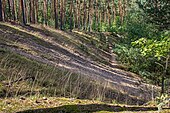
[0,23,159,103]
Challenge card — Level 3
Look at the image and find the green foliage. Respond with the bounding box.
[132,32,170,59]
[137,0,170,30]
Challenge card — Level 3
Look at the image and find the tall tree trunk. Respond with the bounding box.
[63,0,66,29]
[2,0,6,21]
[12,0,16,21]
[77,0,81,29]
[32,0,35,23]
[35,0,38,23]
[107,2,111,26]
[103,2,107,23]
[60,0,63,30]
[24,0,27,23]
[0,0,3,21]
[69,0,73,31]
[7,0,11,20]
[30,0,35,23]
[83,0,87,30]
[118,0,123,24]
[112,0,116,22]
[54,0,58,29]
[74,0,78,28]
[21,0,26,25]
[88,0,92,32]
[43,0,47,25]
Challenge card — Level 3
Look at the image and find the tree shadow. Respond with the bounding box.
[17,104,158,113]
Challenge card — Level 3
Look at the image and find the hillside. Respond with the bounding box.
[0,22,159,107]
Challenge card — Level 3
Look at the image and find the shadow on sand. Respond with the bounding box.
[17,104,159,113]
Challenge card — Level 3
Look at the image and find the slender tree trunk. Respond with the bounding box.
[63,0,66,29]
[29,0,31,22]
[51,0,54,19]
[161,55,170,94]
[32,0,35,23]
[107,2,111,26]
[0,0,3,21]
[83,0,86,30]
[94,0,98,29]
[30,0,35,23]
[24,0,28,23]
[88,0,92,32]
[7,0,11,20]
[43,0,47,25]
[60,0,63,30]
[21,0,26,25]
[118,0,123,24]
[35,0,38,23]
[69,0,73,31]
[77,0,81,29]
[12,0,16,21]
[54,0,58,29]
[112,0,116,22]
[99,5,102,31]
[2,0,6,21]
[74,0,77,28]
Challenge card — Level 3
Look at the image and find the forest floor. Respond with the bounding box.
[0,22,164,112]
